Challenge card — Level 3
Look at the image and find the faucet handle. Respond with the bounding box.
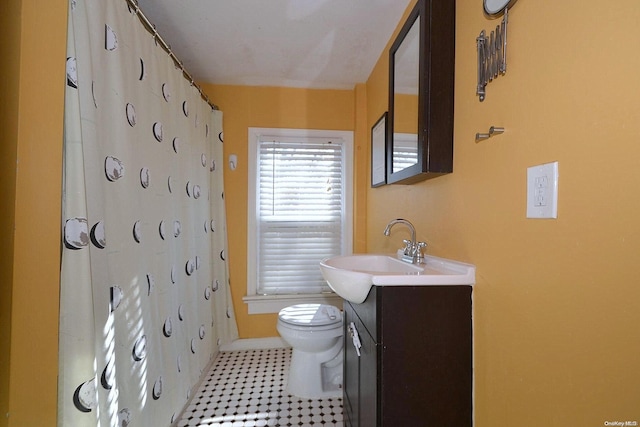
[402,239,413,255]
[415,241,428,263]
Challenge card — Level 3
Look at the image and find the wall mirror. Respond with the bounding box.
[484,0,518,17]
[387,0,456,184]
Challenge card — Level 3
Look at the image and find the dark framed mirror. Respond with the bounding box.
[386,0,456,184]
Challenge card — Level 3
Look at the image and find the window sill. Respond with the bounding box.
[243,293,343,314]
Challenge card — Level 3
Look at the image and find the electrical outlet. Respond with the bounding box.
[527,162,558,219]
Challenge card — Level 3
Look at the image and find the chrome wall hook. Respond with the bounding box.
[475,126,504,142]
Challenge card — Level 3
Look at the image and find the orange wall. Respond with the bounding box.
[0,0,67,426]
[365,0,640,424]
[197,84,360,338]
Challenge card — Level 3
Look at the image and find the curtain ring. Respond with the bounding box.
[129,0,140,15]
[152,24,159,44]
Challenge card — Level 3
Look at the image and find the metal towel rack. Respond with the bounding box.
[475,126,504,142]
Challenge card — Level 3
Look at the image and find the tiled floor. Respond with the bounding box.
[178,348,344,427]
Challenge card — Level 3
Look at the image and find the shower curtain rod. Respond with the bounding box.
[126,0,219,110]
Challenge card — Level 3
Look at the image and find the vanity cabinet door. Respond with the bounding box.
[378,285,473,426]
[358,320,377,427]
[343,302,378,427]
[343,303,359,427]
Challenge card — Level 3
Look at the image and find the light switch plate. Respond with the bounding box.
[526,161,558,219]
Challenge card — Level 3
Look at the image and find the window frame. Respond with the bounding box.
[244,127,353,314]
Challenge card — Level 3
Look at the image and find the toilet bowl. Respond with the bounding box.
[277,303,343,399]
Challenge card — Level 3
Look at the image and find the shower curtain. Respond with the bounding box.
[59,0,238,425]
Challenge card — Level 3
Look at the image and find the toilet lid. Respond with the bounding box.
[278,304,341,327]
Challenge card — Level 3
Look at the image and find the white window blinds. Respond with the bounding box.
[256,137,346,295]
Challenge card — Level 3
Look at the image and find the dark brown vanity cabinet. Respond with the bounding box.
[343,285,472,426]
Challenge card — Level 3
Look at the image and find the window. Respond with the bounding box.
[245,128,353,314]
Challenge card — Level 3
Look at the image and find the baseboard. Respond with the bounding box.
[171,352,217,426]
[219,337,290,352]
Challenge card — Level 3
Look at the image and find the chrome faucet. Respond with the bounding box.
[383,218,427,264]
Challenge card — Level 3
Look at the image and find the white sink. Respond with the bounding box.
[319,254,475,304]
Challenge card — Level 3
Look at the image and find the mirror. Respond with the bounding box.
[484,0,518,17]
[387,0,456,184]
[391,17,420,174]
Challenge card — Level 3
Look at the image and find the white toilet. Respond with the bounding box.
[277,303,344,399]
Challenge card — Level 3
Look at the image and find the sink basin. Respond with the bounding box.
[319,254,475,304]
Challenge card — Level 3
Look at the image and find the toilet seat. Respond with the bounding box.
[278,304,342,329]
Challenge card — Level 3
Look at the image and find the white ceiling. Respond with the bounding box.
[135,0,412,90]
